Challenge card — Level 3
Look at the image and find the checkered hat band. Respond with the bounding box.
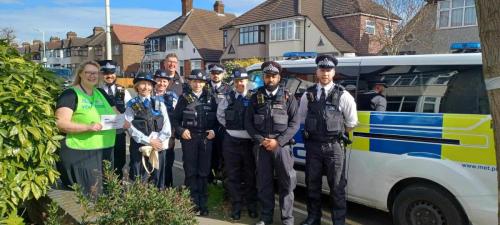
[318,58,335,67]
[263,64,279,73]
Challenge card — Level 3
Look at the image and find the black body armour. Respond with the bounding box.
[182,92,217,132]
[251,87,289,138]
[304,85,345,142]
[113,84,126,113]
[357,91,383,111]
[224,90,252,130]
[129,97,164,136]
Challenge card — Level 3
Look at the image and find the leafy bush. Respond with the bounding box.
[0,39,62,220]
[75,161,198,225]
[223,58,262,81]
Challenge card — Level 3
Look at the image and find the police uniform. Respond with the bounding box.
[125,73,172,189]
[357,82,387,111]
[172,69,217,215]
[98,60,132,179]
[207,63,231,182]
[298,55,358,225]
[154,70,179,187]
[245,61,300,225]
[216,68,258,220]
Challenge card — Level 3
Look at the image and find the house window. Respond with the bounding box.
[77,48,88,57]
[166,36,183,50]
[64,48,71,57]
[95,47,103,56]
[239,25,265,45]
[223,30,228,48]
[191,60,202,70]
[113,45,120,55]
[270,20,300,41]
[365,20,376,35]
[438,0,477,28]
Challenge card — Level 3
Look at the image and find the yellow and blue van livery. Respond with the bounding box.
[247,53,497,225]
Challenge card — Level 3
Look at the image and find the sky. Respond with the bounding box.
[0,0,265,44]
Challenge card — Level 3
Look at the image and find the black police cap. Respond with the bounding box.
[261,61,281,75]
[315,55,338,69]
[98,60,117,74]
[154,69,171,80]
[133,72,157,85]
[231,67,249,80]
[187,69,207,81]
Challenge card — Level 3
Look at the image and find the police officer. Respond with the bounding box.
[172,69,217,216]
[98,60,131,179]
[298,55,358,225]
[125,73,171,188]
[207,63,231,182]
[357,82,387,111]
[245,61,300,225]
[154,69,179,187]
[216,68,258,220]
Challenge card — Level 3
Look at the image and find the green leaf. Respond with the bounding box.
[8,126,18,137]
[31,183,41,199]
[1,210,25,225]
[26,127,41,140]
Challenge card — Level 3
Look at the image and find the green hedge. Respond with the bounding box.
[0,39,62,221]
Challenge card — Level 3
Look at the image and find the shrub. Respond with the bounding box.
[0,39,62,220]
[75,161,198,225]
[223,58,262,81]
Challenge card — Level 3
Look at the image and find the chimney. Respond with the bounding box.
[50,36,60,42]
[214,0,224,14]
[182,0,193,16]
[93,26,104,36]
[66,31,77,40]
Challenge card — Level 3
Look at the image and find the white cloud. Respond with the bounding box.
[0,6,179,43]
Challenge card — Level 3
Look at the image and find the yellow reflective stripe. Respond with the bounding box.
[352,111,370,152]
[442,114,496,166]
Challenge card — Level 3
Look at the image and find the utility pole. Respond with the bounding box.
[105,0,112,60]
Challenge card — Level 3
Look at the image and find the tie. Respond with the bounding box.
[143,98,151,108]
[237,94,243,102]
[320,88,326,102]
[107,85,113,96]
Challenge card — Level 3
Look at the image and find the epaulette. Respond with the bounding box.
[245,89,254,99]
[127,97,139,108]
[183,92,195,104]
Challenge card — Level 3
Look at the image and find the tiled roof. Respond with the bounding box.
[86,32,105,46]
[221,0,298,28]
[113,24,157,44]
[324,0,400,19]
[69,37,90,48]
[148,9,236,61]
[47,40,62,50]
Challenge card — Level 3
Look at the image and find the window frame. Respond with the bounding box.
[270,20,300,42]
[239,25,265,45]
[166,36,183,50]
[437,0,477,29]
[365,20,376,35]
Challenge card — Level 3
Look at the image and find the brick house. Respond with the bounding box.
[395,0,479,54]
[143,0,236,76]
[220,0,398,61]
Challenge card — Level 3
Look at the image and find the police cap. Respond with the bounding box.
[187,69,207,81]
[98,60,117,74]
[261,61,281,75]
[133,72,157,85]
[315,55,338,69]
[154,69,171,80]
[208,63,225,74]
[231,67,249,80]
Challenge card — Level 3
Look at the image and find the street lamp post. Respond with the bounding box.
[35,28,47,67]
[105,0,112,60]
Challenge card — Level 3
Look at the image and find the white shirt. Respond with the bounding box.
[298,82,358,128]
[99,83,132,103]
[265,88,279,97]
[192,90,203,99]
[216,90,251,139]
[124,95,172,149]
[211,81,221,91]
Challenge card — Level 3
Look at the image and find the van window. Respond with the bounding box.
[357,65,489,114]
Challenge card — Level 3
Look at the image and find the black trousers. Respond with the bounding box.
[222,133,258,213]
[210,125,225,182]
[181,133,213,210]
[57,141,112,197]
[113,132,127,179]
[304,140,347,225]
[255,144,296,225]
[164,137,176,187]
[129,139,167,189]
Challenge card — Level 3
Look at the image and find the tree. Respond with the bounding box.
[475,0,500,223]
[374,0,427,55]
[0,28,16,44]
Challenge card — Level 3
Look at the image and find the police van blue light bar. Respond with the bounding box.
[283,52,317,59]
[450,42,481,53]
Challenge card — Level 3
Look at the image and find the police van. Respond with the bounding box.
[246,52,497,225]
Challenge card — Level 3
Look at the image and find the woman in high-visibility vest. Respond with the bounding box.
[55,60,130,196]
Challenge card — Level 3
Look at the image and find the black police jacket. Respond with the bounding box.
[172,89,217,136]
[304,85,345,142]
[357,91,384,111]
[244,86,300,146]
[128,97,164,136]
[224,90,252,130]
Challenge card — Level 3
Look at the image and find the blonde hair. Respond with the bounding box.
[72,60,100,86]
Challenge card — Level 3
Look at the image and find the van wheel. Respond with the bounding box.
[392,184,467,225]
